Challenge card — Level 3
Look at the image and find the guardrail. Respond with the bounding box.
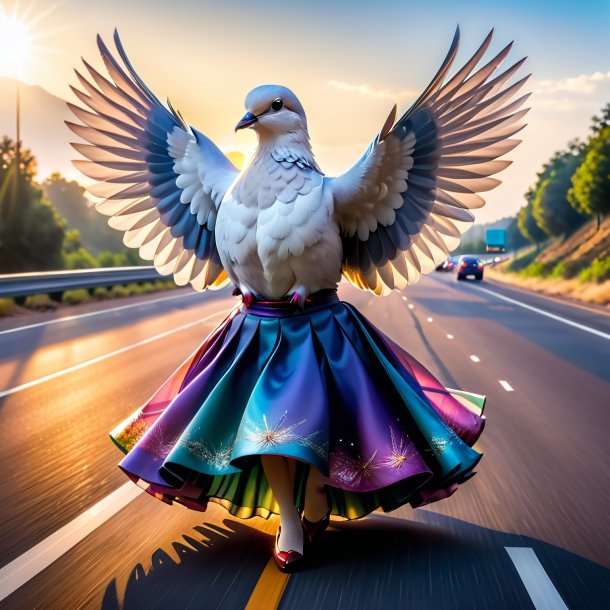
[0,267,168,303]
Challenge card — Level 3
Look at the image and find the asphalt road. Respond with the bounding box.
[0,275,608,609]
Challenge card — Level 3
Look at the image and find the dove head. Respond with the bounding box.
[236,85,308,137]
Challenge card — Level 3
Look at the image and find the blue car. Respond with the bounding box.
[457,256,484,281]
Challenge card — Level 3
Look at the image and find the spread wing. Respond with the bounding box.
[66,30,238,290]
[330,27,530,294]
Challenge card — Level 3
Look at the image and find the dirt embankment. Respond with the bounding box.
[491,217,610,307]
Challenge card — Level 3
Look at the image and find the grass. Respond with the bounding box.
[486,267,610,306]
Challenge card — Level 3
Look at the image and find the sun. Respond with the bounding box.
[0,0,62,79]
[0,12,32,75]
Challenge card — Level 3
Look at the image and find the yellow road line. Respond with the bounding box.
[245,558,291,610]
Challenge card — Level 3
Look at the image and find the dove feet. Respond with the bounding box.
[287,285,308,309]
[236,284,255,308]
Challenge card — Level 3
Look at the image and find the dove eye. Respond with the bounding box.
[271,98,284,112]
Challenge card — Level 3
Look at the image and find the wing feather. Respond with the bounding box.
[330,28,529,293]
[67,31,238,291]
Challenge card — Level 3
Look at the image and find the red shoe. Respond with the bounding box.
[273,526,304,573]
[302,510,330,544]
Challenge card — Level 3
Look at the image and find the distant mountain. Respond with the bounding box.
[0,78,75,181]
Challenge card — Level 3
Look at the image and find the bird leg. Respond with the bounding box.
[304,466,330,523]
[261,455,303,554]
[236,283,255,308]
[287,284,308,309]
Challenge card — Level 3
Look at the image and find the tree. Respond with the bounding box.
[532,151,586,237]
[568,126,610,229]
[0,137,67,272]
[518,193,546,251]
[590,103,610,135]
[506,215,529,252]
[43,173,124,254]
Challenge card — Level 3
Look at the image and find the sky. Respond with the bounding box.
[2,0,610,223]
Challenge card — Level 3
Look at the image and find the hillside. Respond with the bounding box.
[0,77,75,180]
[536,218,610,269]
[489,217,610,306]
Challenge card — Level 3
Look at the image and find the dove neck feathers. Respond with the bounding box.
[255,129,322,174]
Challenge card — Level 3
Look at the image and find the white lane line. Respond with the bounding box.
[0,309,227,399]
[0,483,143,602]
[426,317,434,323]
[0,290,204,336]
[470,355,480,363]
[408,304,414,310]
[401,296,407,301]
[499,380,514,392]
[505,547,569,610]
[446,334,454,340]
[470,284,610,341]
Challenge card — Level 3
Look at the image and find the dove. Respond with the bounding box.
[68,27,529,570]
[67,28,529,309]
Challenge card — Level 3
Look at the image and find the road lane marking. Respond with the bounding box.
[499,380,514,392]
[0,290,204,336]
[245,558,291,610]
[0,309,227,399]
[0,483,142,602]
[426,317,434,323]
[446,334,454,340]
[505,547,569,610]
[408,304,414,310]
[470,355,480,363]
[401,296,407,301]
[469,285,610,341]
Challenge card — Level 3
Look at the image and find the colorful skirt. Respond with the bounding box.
[110,289,486,520]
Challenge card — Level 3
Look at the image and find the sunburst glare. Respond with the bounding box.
[0,1,63,78]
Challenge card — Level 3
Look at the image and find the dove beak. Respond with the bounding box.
[235,112,258,131]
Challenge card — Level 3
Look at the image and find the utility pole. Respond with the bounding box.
[15,77,21,199]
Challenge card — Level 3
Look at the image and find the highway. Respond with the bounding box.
[0,274,608,609]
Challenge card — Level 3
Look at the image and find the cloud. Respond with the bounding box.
[327,80,417,101]
[535,71,610,95]
[534,97,581,112]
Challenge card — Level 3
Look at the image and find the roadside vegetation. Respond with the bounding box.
[489,103,610,306]
[0,136,181,316]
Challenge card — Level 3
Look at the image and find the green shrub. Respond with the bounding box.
[550,259,582,279]
[92,287,109,299]
[109,285,130,298]
[63,248,100,270]
[62,289,90,305]
[138,282,156,294]
[549,261,567,279]
[506,249,538,272]
[579,257,610,283]
[519,261,551,278]
[123,283,143,296]
[25,294,56,309]
[0,298,15,316]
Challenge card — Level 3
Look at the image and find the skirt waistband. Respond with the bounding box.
[240,288,340,317]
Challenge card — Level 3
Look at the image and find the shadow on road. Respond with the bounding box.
[101,519,273,610]
[280,513,610,610]
[99,511,610,610]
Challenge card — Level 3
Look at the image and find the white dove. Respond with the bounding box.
[69,27,531,567]
[67,28,529,306]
